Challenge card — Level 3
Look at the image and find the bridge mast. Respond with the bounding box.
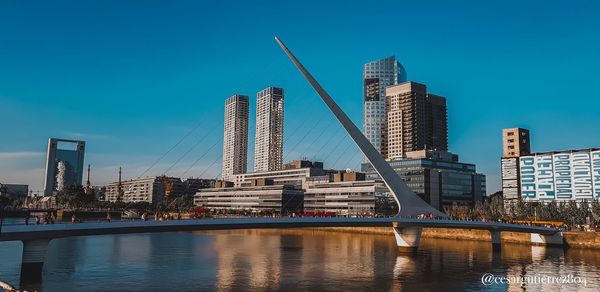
[274,36,446,218]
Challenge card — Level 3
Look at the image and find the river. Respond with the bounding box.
[1,226,600,291]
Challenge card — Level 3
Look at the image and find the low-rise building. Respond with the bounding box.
[194,183,303,215]
[198,160,398,216]
[0,184,29,199]
[361,150,486,209]
[500,128,600,203]
[304,177,396,216]
[182,178,215,196]
[105,176,182,203]
[226,160,327,187]
[502,148,600,202]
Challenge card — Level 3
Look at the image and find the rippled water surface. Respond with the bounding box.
[1,226,600,291]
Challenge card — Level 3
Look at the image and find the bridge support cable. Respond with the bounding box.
[330,139,357,170]
[321,131,349,162]
[138,107,218,178]
[343,151,362,171]
[283,94,318,154]
[180,137,222,178]
[195,153,223,179]
[283,113,329,163]
[163,123,220,175]
[298,121,336,160]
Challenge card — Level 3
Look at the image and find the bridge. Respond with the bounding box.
[0,37,566,286]
[0,217,563,284]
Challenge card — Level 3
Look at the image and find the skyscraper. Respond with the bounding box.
[43,138,86,196]
[221,95,249,178]
[384,82,448,160]
[363,56,407,157]
[254,87,284,172]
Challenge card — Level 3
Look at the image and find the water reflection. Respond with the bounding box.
[1,229,599,291]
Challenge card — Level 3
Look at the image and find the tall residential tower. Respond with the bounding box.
[384,82,448,160]
[221,95,249,178]
[363,56,407,157]
[254,87,284,172]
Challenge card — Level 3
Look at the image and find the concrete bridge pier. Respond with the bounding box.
[531,232,564,247]
[20,239,51,285]
[490,231,502,251]
[392,225,422,252]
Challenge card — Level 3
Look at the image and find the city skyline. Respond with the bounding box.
[2,0,600,193]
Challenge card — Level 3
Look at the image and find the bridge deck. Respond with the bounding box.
[0,217,560,242]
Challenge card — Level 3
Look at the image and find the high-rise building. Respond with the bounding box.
[221,95,250,178]
[254,87,284,172]
[44,138,86,196]
[363,56,407,157]
[502,128,531,157]
[384,82,448,160]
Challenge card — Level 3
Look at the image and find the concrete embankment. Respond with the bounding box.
[308,227,600,249]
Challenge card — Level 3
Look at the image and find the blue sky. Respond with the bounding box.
[1,0,599,193]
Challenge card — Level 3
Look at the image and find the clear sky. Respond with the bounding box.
[1,0,599,193]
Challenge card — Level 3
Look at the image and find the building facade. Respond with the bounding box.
[194,184,304,215]
[44,138,86,196]
[105,176,183,203]
[500,128,600,203]
[221,95,249,178]
[361,150,486,209]
[384,82,448,160]
[303,179,396,216]
[0,184,29,199]
[363,56,407,157]
[227,160,326,187]
[206,160,396,216]
[502,148,600,202]
[254,87,285,172]
[502,128,531,157]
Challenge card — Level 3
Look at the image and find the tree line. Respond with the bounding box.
[445,192,600,226]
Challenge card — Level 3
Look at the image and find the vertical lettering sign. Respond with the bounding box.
[592,150,600,199]
[501,158,519,199]
[553,153,573,201]
[572,151,593,200]
[520,156,536,201]
[535,154,554,201]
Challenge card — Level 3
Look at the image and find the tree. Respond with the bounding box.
[55,185,97,209]
[591,200,600,225]
[565,200,580,227]
[488,195,505,220]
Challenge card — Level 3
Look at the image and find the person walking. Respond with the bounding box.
[106,212,112,223]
